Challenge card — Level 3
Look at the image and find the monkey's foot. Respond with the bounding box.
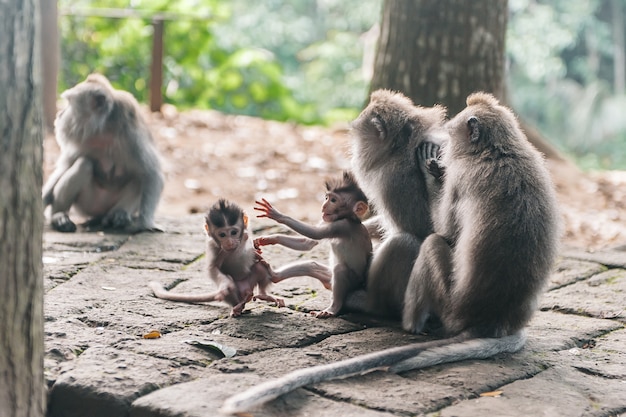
[311,309,337,319]
[102,209,133,230]
[230,304,246,317]
[253,294,285,308]
[51,212,77,233]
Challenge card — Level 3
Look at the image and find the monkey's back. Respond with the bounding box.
[446,148,560,337]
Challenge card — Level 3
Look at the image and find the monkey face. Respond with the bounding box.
[321,191,350,223]
[213,225,244,251]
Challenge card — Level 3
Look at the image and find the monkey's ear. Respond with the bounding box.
[204,223,210,235]
[243,213,249,228]
[90,91,108,111]
[467,116,480,142]
[353,201,369,219]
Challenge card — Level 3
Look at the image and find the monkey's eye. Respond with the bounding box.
[330,197,337,203]
[218,232,226,238]
[230,230,238,236]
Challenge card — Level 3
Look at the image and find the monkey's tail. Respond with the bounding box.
[389,329,526,373]
[220,330,526,414]
[148,281,220,303]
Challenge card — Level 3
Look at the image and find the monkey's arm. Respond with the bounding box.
[255,234,319,251]
[42,153,77,206]
[255,198,343,240]
[131,170,164,232]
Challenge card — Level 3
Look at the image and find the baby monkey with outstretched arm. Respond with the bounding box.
[254,171,372,318]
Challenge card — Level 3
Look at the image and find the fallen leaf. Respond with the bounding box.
[480,390,503,397]
[183,339,237,358]
[142,330,162,339]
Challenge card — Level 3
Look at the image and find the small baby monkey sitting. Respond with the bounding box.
[150,199,283,317]
[254,171,372,318]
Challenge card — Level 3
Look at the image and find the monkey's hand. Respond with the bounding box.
[253,198,285,223]
[254,236,278,247]
[426,158,445,180]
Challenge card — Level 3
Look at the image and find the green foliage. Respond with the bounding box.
[58,0,381,125]
[507,0,626,169]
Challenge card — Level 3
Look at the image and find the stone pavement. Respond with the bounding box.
[43,215,626,417]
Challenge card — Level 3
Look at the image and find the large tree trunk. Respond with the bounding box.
[370,0,568,163]
[371,0,507,115]
[0,0,45,416]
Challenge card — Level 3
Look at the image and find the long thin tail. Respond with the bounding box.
[221,331,526,414]
[390,330,526,373]
[148,281,220,303]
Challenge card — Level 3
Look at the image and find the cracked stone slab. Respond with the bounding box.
[548,258,607,290]
[44,264,176,318]
[129,373,396,417]
[524,310,623,352]
[436,366,626,417]
[212,327,432,378]
[45,319,136,387]
[105,232,205,267]
[563,246,626,268]
[549,327,626,379]
[113,327,271,368]
[540,269,626,323]
[203,308,364,348]
[47,346,206,417]
[43,229,130,253]
[313,356,542,416]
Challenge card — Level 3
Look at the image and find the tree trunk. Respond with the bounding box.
[0,0,45,416]
[370,0,569,163]
[41,0,59,132]
[371,0,507,115]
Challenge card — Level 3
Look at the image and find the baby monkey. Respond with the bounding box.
[254,171,372,318]
[149,199,283,317]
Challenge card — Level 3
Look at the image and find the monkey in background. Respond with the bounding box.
[42,74,163,233]
[220,92,561,414]
[347,89,448,318]
[150,199,283,317]
[254,171,372,318]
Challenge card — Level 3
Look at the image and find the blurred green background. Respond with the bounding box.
[59,0,626,169]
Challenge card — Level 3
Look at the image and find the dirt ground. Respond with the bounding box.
[43,104,626,250]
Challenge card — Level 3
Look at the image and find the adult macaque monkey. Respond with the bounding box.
[42,74,163,233]
[149,199,284,317]
[347,89,448,317]
[254,171,372,318]
[220,92,560,414]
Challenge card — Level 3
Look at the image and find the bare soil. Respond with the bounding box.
[43,104,626,250]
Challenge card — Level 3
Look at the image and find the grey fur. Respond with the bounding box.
[42,74,163,233]
[349,89,448,317]
[220,92,561,414]
[403,92,561,337]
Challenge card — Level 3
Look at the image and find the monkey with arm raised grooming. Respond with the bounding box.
[347,89,448,317]
[254,171,372,318]
[42,74,163,233]
[220,92,561,413]
[149,199,283,317]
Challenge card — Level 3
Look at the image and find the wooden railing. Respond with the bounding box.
[59,7,214,112]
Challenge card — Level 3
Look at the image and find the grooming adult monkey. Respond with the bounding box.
[43,74,163,233]
[221,92,560,413]
[254,171,372,318]
[149,199,283,317]
[347,89,448,317]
